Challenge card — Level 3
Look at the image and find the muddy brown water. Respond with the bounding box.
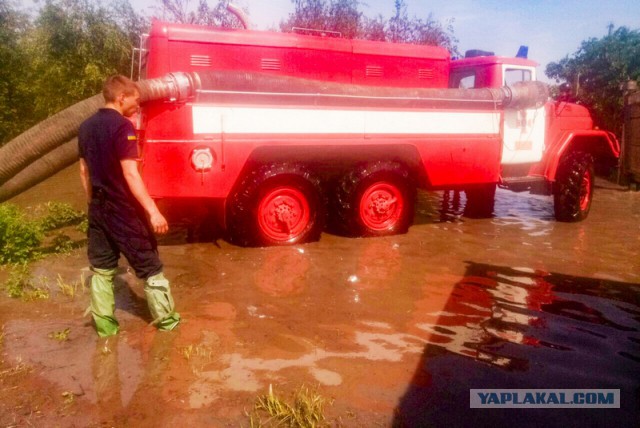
[1,165,639,427]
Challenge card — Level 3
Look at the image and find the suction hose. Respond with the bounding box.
[0,138,79,202]
[193,70,549,110]
[0,94,103,188]
[0,73,196,202]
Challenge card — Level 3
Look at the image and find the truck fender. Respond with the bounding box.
[234,144,426,187]
[543,130,620,181]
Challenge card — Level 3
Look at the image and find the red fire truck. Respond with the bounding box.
[135,21,619,246]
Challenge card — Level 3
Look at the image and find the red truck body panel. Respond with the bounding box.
[144,21,450,86]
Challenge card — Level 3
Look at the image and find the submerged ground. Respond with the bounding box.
[1,165,639,427]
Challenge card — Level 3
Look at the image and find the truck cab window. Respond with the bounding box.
[450,70,476,89]
[504,68,532,86]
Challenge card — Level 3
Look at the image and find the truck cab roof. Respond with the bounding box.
[451,55,538,69]
[450,55,539,88]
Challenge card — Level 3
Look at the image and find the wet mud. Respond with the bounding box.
[1,165,639,427]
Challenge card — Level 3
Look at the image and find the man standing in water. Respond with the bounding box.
[78,75,180,337]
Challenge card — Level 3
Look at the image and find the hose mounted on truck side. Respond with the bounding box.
[0,72,548,202]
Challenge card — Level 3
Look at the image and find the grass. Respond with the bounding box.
[61,391,76,405]
[0,204,43,264]
[23,288,50,301]
[247,384,331,428]
[2,264,50,300]
[76,217,89,233]
[0,358,32,380]
[38,202,86,232]
[57,274,81,298]
[4,263,33,299]
[50,233,77,254]
[0,202,88,303]
[179,343,213,361]
[179,343,214,375]
[0,201,87,266]
[180,344,212,361]
[48,328,71,342]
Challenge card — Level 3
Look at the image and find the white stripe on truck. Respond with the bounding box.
[192,105,500,136]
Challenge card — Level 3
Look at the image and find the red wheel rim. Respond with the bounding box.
[580,170,592,211]
[579,169,592,211]
[359,182,404,231]
[258,186,311,242]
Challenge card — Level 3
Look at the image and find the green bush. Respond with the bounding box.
[39,202,86,231]
[51,234,76,254]
[0,204,43,264]
[3,263,50,300]
[76,217,89,234]
[0,202,87,266]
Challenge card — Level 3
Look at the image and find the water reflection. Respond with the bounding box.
[439,190,464,222]
[395,262,640,427]
[253,247,309,297]
[408,265,555,370]
[91,329,178,424]
[415,188,558,241]
[351,240,402,291]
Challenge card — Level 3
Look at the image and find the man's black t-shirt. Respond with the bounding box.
[78,108,139,207]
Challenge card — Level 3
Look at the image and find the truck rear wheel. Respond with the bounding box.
[553,151,594,222]
[335,161,415,237]
[227,164,325,246]
[464,183,496,218]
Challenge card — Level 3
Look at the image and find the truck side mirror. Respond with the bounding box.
[556,83,574,102]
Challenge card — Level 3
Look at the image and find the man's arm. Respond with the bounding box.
[79,158,92,203]
[120,159,168,235]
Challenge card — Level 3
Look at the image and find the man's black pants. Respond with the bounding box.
[88,196,163,280]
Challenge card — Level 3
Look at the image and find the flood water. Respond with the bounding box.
[1,165,639,427]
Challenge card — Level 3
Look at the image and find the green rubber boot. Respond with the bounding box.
[89,267,119,338]
[145,272,180,331]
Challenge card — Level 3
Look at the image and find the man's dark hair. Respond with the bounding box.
[103,75,139,103]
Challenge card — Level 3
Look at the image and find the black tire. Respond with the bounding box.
[464,183,496,218]
[553,151,594,222]
[334,161,415,237]
[226,163,325,247]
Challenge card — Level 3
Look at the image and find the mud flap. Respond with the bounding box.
[145,272,180,331]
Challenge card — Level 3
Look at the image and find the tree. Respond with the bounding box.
[327,0,362,39]
[0,0,150,146]
[281,0,335,35]
[0,0,32,143]
[153,0,246,28]
[0,0,249,146]
[280,0,458,53]
[387,0,457,52]
[546,25,640,135]
[19,0,135,123]
[111,0,150,47]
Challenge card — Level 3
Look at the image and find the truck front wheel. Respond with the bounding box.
[553,151,594,222]
[335,161,415,237]
[227,164,325,246]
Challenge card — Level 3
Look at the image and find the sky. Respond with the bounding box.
[132,0,639,83]
[26,0,640,82]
